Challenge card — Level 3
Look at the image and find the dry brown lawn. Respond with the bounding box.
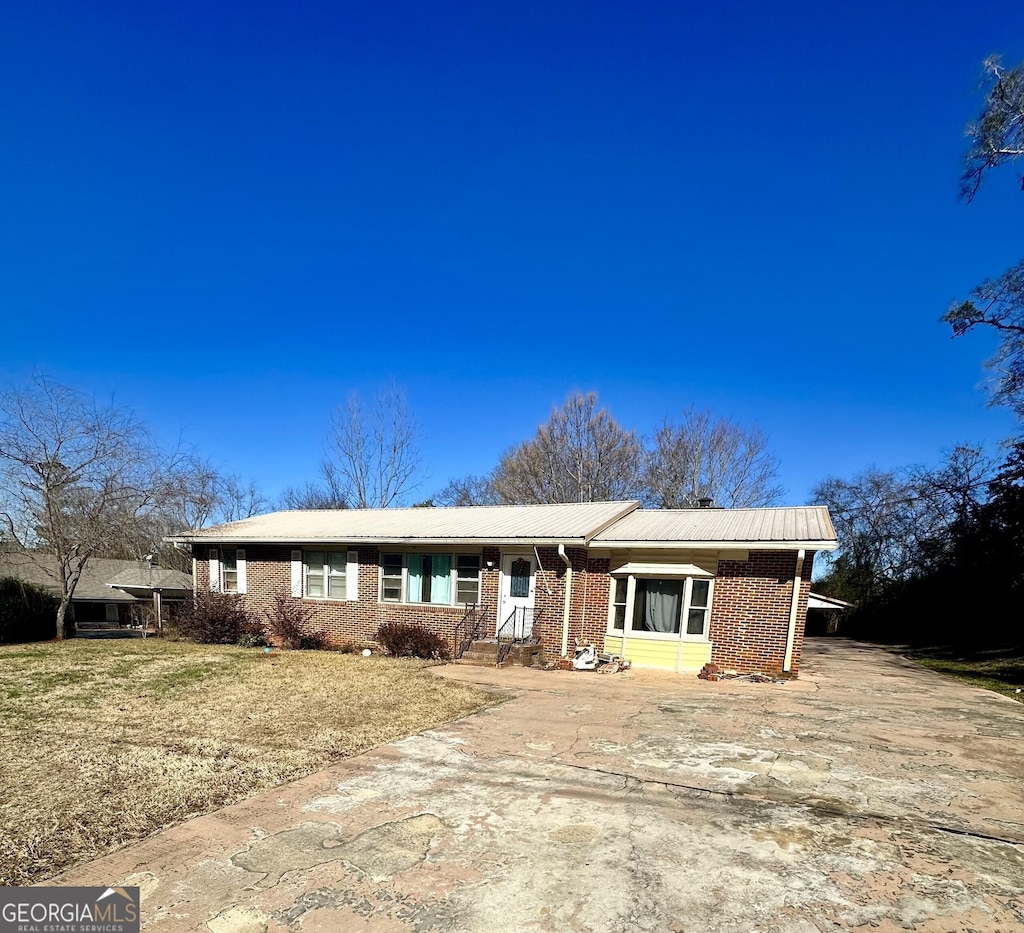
[0,639,501,885]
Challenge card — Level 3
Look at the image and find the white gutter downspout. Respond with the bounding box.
[783,549,805,673]
[558,544,573,658]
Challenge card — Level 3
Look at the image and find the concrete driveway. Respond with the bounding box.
[58,639,1024,932]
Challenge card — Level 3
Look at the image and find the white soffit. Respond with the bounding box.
[610,561,714,578]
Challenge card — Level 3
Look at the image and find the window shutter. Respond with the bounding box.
[291,550,303,597]
[209,548,219,592]
[346,550,358,601]
[236,549,247,594]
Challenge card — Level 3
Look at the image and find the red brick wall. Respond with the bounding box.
[193,544,813,673]
[195,544,496,649]
[519,547,609,656]
[709,550,814,676]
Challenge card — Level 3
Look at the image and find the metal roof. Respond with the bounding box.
[592,506,837,549]
[168,501,838,550]
[168,500,640,545]
[808,592,856,610]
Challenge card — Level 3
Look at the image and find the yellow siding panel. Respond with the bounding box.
[603,635,712,672]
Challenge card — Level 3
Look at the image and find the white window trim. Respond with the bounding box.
[607,574,714,641]
[208,547,220,592]
[377,551,481,607]
[221,548,241,594]
[302,549,358,602]
[236,549,247,595]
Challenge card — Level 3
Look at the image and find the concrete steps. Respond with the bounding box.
[457,639,547,669]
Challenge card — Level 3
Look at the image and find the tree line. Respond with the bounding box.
[814,55,1024,647]
[0,376,782,639]
[281,387,783,511]
[429,391,782,509]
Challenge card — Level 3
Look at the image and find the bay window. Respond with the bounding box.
[609,575,713,639]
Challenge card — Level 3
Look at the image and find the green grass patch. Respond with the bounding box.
[901,644,1024,703]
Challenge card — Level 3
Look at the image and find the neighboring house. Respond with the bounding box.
[167,500,837,677]
[0,551,192,628]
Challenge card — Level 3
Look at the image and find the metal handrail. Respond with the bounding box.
[452,603,488,660]
[495,607,516,667]
[496,606,542,667]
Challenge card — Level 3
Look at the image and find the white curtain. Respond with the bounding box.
[641,580,682,633]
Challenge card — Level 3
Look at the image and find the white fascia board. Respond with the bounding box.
[594,539,838,551]
[163,535,593,547]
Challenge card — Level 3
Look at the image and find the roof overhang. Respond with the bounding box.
[610,560,714,578]
[166,535,597,547]
[107,584,191,598]
[808,593,856,610]
[594,539,838,551]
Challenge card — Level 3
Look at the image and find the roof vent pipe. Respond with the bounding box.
[697,497,715,509]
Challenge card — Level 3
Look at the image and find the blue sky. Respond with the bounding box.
[2,0,1023,507]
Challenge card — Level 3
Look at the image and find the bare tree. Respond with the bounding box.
[145,455,267,569]
[432,473,500,507]
[0,375,163,639]
[277,480,348,510]
[492,392,643,504]
[643,409,783,509]
[325,385,423,509]
[217,474,267,523]
[813,446,996,604]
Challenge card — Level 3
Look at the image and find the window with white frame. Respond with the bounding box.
[222,549,239,593]
[611,577,628,630]
[304,550,348,599]
[379,553,482,606]
[456,555,482,605]
[609,575,713,638]
[381,553,403,601]
[209,546,246,594]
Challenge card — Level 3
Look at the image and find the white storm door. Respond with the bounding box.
[498,553,536,638]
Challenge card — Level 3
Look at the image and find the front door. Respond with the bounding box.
[498,553,536,639]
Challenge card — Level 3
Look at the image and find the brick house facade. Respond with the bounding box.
[174,501,835,677]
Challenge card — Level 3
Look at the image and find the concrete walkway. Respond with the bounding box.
[57,639,1024,932]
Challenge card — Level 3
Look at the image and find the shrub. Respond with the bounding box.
[298,631,327,650]
[376,622,450,660]
[0,577,59,643]
[176,591,257,645]
[237,631,269,649]
[260,591,329,650]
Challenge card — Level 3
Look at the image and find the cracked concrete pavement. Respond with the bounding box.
[56,639,1024,931]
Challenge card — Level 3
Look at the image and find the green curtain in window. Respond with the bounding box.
[407,554,422,602]
[431,554,451,603]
